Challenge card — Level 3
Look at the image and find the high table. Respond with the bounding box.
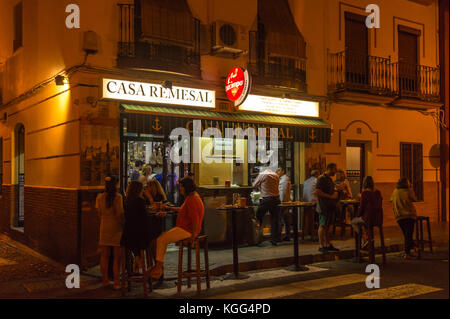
[216,206,251,280]
[279,202,314,272]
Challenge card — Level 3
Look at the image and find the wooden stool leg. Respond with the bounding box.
[177,242,183,295]
[368,227,375,264]
[195,240,201,294]
[187,242,192,288]
[379,227,386,264]
[127,249,132,292]
[121,247,126,297]
[415,220,421,260]
[140,250,148,297]
[145,248,153,292]
[204,239,210,289]
[354,231,360,262]
[419,220,424,251]
[426,219,433,252]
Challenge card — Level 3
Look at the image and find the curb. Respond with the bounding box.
[208,240,449,277]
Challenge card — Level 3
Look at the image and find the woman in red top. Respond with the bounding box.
[351,176,383,242]
[149,176,204,280]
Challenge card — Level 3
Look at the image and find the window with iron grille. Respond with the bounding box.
[400,142,424,201]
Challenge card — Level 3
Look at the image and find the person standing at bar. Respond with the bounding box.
[314,163,342,253]
[130,160,143,182]
[277,167,292,241]
[253,166,281,246]
[302,170,318,204]
[390,177,418,259]
[96,176,124,290]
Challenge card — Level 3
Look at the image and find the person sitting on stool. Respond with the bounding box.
[149,177,204,280]
[351,176,383,248]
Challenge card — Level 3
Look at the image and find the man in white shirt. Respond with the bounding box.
[302,170,318,204]
[277,167,292,241]
[253,166,280,246]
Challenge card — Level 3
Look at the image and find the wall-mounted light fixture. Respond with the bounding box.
[55,75,67,86]
[162,80,173,89]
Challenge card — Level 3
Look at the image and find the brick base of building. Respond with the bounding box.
[0,186,103,268]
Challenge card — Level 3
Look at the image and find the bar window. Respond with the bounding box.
[400,142,423,201]
[13,2,23,52]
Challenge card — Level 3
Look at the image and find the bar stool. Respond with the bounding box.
[415,216,433,259]
[121,246,154,297]
[177,235,210,295]
[355,225,386,264]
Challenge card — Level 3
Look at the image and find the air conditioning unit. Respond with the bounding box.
[211,21,247,55]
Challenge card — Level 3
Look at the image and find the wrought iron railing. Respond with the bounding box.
[391,62,440,101]
[328,50,392,94]
[117,3,200,72]
[248,31,307,90]
[328,50,440,101]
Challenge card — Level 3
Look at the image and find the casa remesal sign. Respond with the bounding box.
[102,78,215,108]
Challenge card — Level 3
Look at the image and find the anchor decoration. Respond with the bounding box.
[309,128,317,142]
[152,118,162,132]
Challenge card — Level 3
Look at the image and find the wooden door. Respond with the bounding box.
[345,12,369,88]
[398,28,419,95]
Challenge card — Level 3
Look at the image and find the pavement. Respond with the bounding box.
[0,222,448,299]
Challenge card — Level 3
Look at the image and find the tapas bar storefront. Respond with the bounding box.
[103,75,331,246]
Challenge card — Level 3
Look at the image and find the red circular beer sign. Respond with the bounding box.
[225,67,251,106]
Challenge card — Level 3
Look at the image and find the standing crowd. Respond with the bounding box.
[253,163,420,259]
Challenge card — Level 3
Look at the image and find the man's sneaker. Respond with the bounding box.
[318,247,328,254]
[327,245,340,252]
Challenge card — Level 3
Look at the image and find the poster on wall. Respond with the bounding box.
[80,102,120,186]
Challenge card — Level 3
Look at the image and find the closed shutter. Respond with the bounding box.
[400,143,424,201]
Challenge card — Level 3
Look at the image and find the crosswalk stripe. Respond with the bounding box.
[342,284,443,299]
[211,274,367,299]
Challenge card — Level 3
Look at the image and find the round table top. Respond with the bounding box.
[278,201,316,207]
[340,199,360,205]
[216,205,252,211]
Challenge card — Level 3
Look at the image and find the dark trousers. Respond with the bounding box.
[257,196,281,244]
[398,218,416,254]
[280,209,293,240]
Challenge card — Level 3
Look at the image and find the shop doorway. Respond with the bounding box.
[122,138,191,206]
[13,123,25,229]
[346,142,366,197]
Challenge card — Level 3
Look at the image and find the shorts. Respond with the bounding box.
[318,208,336,227]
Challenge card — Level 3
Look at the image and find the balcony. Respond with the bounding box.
[117,3,201,77]
[328,50,440,107]
[248,31,307,92]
